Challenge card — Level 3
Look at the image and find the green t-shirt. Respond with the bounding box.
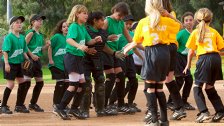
[2,33,28,64]
[118,31,134,55]
[48,33,66,71]
[66,22,91,56]
[176,29,191,55]
[106,16,125,51]
[26,29,44,57]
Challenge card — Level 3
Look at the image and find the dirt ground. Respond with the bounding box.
[1,81,224,126]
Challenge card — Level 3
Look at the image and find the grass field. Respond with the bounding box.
[0,56,223,85]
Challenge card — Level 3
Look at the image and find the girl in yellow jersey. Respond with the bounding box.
[123,0,180,125]
[184,8,224,123]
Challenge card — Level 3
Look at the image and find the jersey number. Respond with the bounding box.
[204,38,213,51]
[151,33,159,45]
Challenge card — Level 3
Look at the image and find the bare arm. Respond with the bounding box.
[48,46,54,64]
[25,32,34,44]
[102,19,108,30]
[67,38,88,52]
[123,42,137,55]
[123,25,132,43]
[183,49,195,74]
[3,52,10,72]
[23,53,29,60]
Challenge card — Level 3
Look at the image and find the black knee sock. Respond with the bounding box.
[146,92,158,123]
[175,76,184,91]
[16,82,27,106]
[80,83,92,112]
[53,81,65,105]
[127,77,138,104]
[165,80,183,110]
[193,86,208,113]
[116,72,125,107]
[21,81,31,105]
[205,87,224,113]
[182,75,193,103]
[59,90,74,110]
[2,87,12,107]
[95,81,105,111]
[71,83,86,109]
[156,91,167,122]
[30,81,44,104]
[104,73,116,106]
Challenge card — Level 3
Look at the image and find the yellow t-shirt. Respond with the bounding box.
[186,26,224,56]
[133,16,180,47]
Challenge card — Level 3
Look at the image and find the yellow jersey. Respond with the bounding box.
[186,26,224,56]
[133,16,180,47]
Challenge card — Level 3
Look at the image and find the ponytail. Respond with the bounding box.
[197,20,206,43]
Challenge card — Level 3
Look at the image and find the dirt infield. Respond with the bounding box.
[1,81,224,126]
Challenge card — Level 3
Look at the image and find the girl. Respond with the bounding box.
[24,14,50,112]
[123,0,180,125]
[184,8,224,123]
[1,16,30,114]
[102,2,136,114]
[174,12,195,110]
[78,11,125,118]
[48,19,69,112]
[55,5,102,120]
[160,0,186,120]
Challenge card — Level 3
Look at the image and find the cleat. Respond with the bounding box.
[118,105,135,114]
[170,108,187,120]
[184,102,196,110]
[1,106,13,114]
[167,102,175,111]
[29,104,44,112]
[15,105,30,113]
[210,112,224,122]
[195,112,210,123]
[68,108,86,119]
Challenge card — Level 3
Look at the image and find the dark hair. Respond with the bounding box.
[87,11,104,26]
[162,0,173,13]
[181,12,194,23]
[51,19,67,36]
[111,2,129,16]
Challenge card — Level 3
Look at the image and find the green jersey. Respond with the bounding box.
[118,31,134,55]
[106,16,125,51]
[66,22,91,56]
[2,32,28,64]
[48,33,66,71]
[26,29,44,57]
[176,29,191,55]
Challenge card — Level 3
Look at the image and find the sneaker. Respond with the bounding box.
[1,106,13,114]
[167,102,175,111]
[118,105,135,114]
[130,103,141,112]
[54,106,70,120]
[170,108,187,120]
[195,112,210,123]
[15,105,30,113]
[29,104,44,112]
[105,106,118,116]
[96,110,106,117]
[210,112,224,122]
[68,108,86,119]
[184,102,195,110]
[144,110,152,123]
[53,104,57,114]
[82,111,90,118]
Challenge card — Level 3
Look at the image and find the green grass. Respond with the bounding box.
[0,56,223,84]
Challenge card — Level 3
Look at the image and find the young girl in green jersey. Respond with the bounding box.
[48,19,69,112]
[23,14,50,112]
[55,5,102,120]
[1,16,29,114]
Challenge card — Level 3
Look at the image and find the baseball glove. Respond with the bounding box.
[22,59,33,71]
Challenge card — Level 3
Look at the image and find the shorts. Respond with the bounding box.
[168,43,177,72]
[195,53,223,85]
[141,44,170,82]
[64,53,84,74]
[49,66,68,80]
[23,59,42,78]
[3,63,23,80]
[102,52,122,70]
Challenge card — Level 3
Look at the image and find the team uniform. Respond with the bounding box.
[132,48,144,75]
[103,16,134,113]
[186,26,224,122]
[48,33,68,107]
[1,32,28,114]
[134,16,180,124]
[23,29,45,112]
[109,31,140,112]
[174,29,194,110]
[56,22,91,119]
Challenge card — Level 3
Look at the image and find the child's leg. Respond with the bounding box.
[182,75,193,103]
[1,80,14,114]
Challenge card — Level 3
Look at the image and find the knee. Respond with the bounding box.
[116,72,125,82]
[94,75,105,84]
[105,73,116,82]
[145,82,156,93]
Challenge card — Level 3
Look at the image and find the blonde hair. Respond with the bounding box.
[67,5,88,25]
[195,8,213,43]
[145,0,163,28]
